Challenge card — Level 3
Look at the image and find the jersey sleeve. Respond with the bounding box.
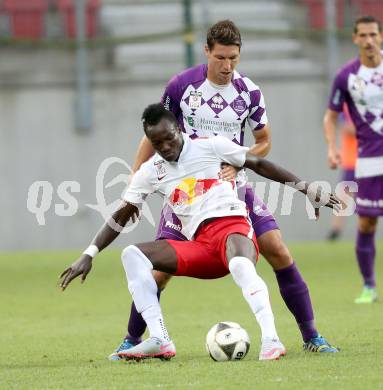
[210,136,249,167]
[328,70,347,112]
[122,165,155,205]
[161,75,183,119]
[247,88,268,131]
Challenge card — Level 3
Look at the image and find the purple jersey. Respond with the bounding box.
[161,64,267,146]
[156,63,278,240]
[328,56,383,178]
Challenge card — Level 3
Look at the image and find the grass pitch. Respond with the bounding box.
[0,241,382,389]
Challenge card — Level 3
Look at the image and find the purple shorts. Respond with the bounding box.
[355,175,383,217]
[156,183,279,240]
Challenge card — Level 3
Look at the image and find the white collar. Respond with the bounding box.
[207,78,230,90]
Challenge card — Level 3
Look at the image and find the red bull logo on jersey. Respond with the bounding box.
[170,178,233,206]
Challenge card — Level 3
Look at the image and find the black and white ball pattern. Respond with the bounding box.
[206,321,250,362]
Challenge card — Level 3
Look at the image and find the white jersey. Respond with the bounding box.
[123,135,249,239]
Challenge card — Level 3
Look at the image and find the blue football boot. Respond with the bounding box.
[108,337,141,361]
[303,335,339,353]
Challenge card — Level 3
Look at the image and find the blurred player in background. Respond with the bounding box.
[114,20,338,356]
[327,104,357,241]
[324,16,383,303]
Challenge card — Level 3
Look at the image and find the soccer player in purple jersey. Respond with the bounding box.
[324,16,383,304]
[112,20,338,357]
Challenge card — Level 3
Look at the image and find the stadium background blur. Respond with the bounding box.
[1,0,383,251]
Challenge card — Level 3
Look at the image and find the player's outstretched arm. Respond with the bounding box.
[59,202,139,291]
[243,153,341,218]
[244,153,301,186]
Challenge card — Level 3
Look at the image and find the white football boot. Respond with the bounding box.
[259,338,286,360]
[117,337,176,361]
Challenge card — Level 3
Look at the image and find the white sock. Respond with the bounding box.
[229,256,279,340]
[121,245,170,342]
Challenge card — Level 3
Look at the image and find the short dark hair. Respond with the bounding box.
[141,103,178,134]
[354,15,382,33]
[206,20,242,50]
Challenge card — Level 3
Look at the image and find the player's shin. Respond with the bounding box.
[121,245,170,342]
[356,231,376,288]
[274,263,317,341]
[126,288,162,342]
[228,256,278,340]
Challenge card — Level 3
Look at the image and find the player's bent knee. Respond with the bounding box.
[268,248,292,270]
[121,245,135,262]
[121,245,154,276]
[121,245,141,266]
[275,242,291,261]
[358,216,378,233]
[229,256,258,281]
[258,232,292,270]
[228,257,256,278]
[226,234,257,262]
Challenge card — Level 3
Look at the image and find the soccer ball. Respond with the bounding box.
[206,321,250,362]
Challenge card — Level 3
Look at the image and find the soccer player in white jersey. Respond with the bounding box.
[324,16,383,304]
[117,20,339,355]
[60,104,339,361]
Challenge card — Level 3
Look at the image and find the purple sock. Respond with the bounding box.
[275,262,318,342]
[356,231,376,288]
[125,289,162,342]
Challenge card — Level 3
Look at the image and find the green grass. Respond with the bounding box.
[0,242,382,390]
